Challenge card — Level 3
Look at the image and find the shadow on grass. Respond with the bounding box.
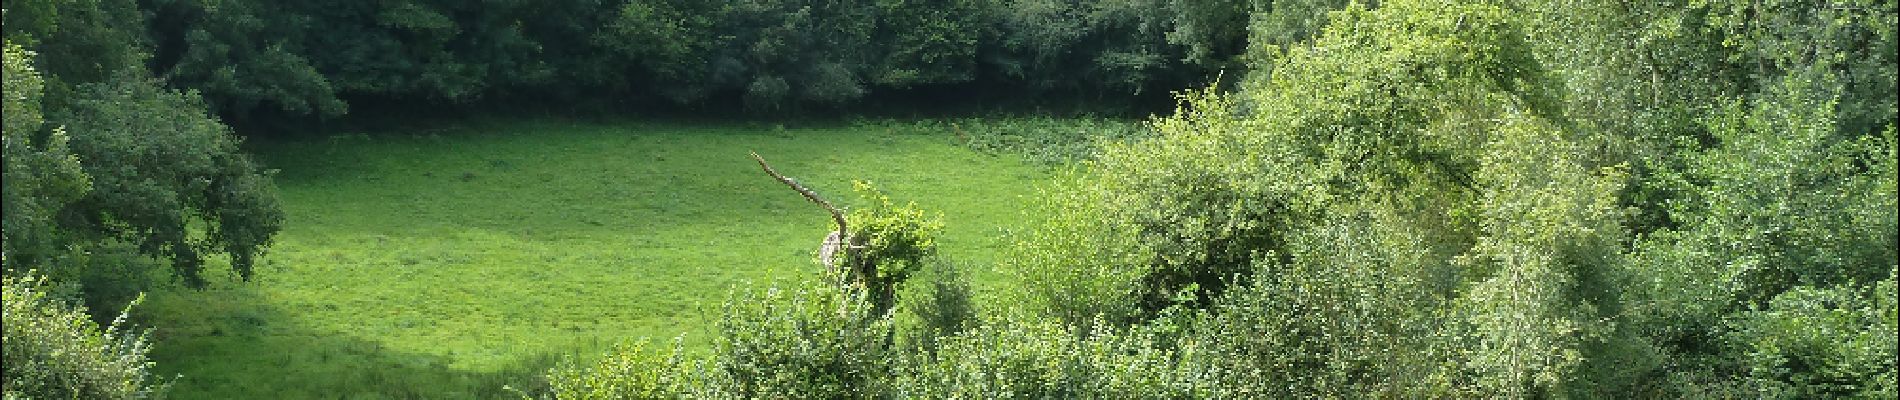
[143,283,571,400]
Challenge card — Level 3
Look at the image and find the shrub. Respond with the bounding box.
[842,181,944,316]
[1,273,167,399]
[897,320,1195,398]
[1007,0,1566,330]
[1176,213,1447,398]
[893,258,977,354]
[545,338,695,400]
[1451,115,1635,398]
[1623,72,1900,397]
[930,117,1154,165]
[1727,274,1898,398]
[703,285,897,398]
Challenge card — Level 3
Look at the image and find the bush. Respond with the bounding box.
[1007,0,1567,329]
[546,338,695,400]
[546,285,897,399]
[841,181,944,316]
[893,258,977,354]
[706,285,896,398]
[897,320,1195,398]
[1728,274,1898,398]
[932,117,1154,165]
[1,273,167,399]
[1624,72,1900,397]
[1176,214,1447,398]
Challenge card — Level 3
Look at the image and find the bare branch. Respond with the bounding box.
[750,151,848,236]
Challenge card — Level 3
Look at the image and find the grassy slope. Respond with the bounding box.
[141,119,1053,399]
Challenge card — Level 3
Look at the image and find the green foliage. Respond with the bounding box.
[1004,166,1153,330]
[1728,274,1898,398]
[1453,116,1632,398]
[0,0,150,106]
[21,0,1262,119]
[897,320,1195,398]
[53,78,284,287]
[870,0,985,87]
[843,181,944,315]
[1517,0,1897,235]
[937,117,1153,164]
[1237,0,1348,83]
[893,259,977,353]
[1688,76,1895,305]
[588,1,720,102]
[546,339,695,400]
[1698,0,1898,135]
[1176,213,1445,398]
[680,285,899,398]
[1,41,90,271]
[1,273,167,399]
[1621,72,1899,396]
[1011,0,1568,329]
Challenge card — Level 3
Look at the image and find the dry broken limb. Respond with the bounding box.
[749,151,866,287]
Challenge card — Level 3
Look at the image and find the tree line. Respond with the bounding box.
[5,0,1361,123]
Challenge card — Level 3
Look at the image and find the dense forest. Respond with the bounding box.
[3,0,1896,398]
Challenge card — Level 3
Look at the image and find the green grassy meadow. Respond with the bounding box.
[140,120,1055,399]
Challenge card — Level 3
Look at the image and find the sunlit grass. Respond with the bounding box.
[142,119,1054,399]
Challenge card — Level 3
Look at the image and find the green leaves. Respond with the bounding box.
[1729,275,1899,398]
[711,285,898,398]
[2,42,91,269]
[2,273,167,399]
[548,0,1895,397]
[55,78,284,287]
[843,181,944,317]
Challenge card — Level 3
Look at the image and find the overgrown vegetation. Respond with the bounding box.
[2,273,167,399]
[552,0,1896,398]
[3,0,1893,398]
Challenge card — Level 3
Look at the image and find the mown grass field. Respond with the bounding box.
[139,119,1056,399]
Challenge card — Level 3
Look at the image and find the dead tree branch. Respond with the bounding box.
[751,151,865,282]
[751,151,847,235]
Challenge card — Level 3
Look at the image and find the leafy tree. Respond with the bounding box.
[52,78,284,287]
[1453,116,1632,398]
[1621,72,1898,396]
[0,0,149,107]
[1699,0,1898,136]
[1728,273,1898,398]
[892,258,977,354]
[143,0,344,118]
[585,0,722,102]
[1010,0,1565,324]
[1,41,90,270]
[1006,1,1652,397]
[869,0,986,87]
